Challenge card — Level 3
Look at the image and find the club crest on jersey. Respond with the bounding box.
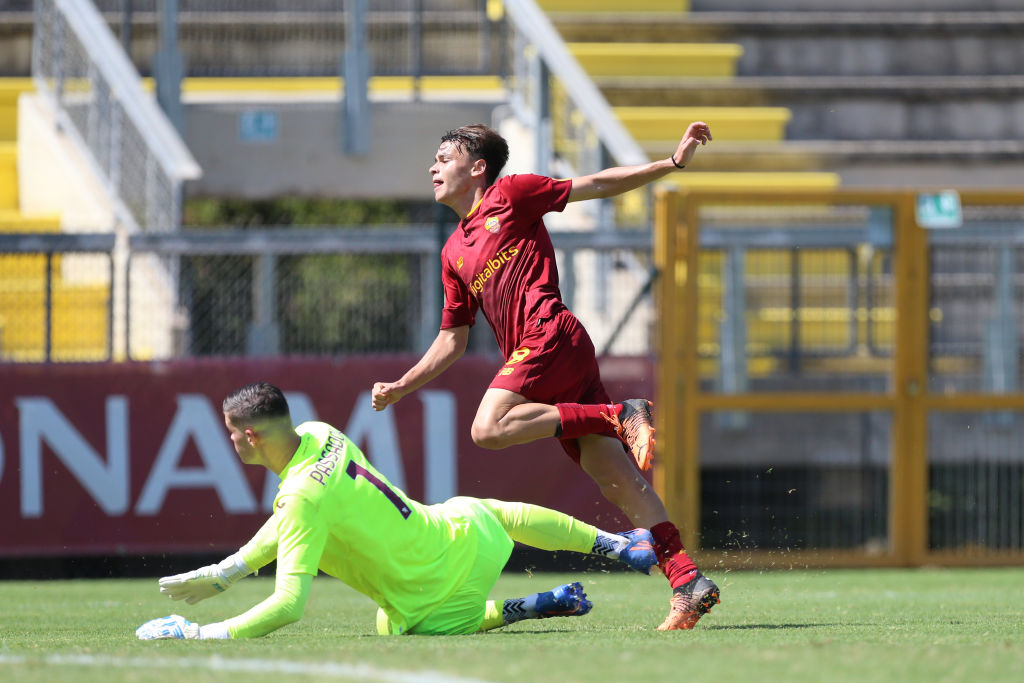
[457,256,464,270]
[484,216,501,233]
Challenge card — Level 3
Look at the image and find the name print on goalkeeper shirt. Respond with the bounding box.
[309,430,347,485]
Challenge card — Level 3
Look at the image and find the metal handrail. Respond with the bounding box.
[50,0,199,182]
[502,0,647,168]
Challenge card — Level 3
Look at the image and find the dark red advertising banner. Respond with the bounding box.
[0,356,652,557]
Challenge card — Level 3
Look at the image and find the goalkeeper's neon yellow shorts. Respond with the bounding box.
[376,496,514,635]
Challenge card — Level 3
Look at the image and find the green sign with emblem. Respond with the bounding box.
[915,191,962,229]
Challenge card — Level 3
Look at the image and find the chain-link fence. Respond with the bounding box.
[658,188,1024,564]
[929,410,1024,552]
[0,233,116,362]
[930,206,1024,393]
[32,0,200,233]
[926,204,1024,553]
[0,227,657,362]
[504,2,644,164]
[126,227,439,360]
[701,411,890,552]
[696,205,895,395]
[79,0,501,78]
[689,203,894,552]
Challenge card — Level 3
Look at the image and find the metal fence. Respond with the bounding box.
[32,0,200,233]
[0,227,657,362]
[126,227,439,359]
[502,0,646,203]
[81,0,500,78]
[7,190,1024,567]
[656,188,1024,567]
[0,233,116,363]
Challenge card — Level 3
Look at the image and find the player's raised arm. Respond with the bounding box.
[567,121,712,203]
[372,325,470,411]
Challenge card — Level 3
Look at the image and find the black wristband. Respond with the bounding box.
[670,155,686,169]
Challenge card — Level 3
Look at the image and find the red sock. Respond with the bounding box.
[555,402,619,439]
[650,521,698,589]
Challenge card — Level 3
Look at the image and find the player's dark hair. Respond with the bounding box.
[441,124,509,186]
[222,382,291,423]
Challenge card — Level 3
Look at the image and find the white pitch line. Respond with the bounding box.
[0,653,497,683]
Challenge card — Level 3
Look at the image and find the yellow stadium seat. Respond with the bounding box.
[0,143,16,210]
[0,78,33,141]
[147,76,506,98]
[658,171,841,191]
[0,208,62,232]
[538,0,689,11]
[569,43,743,78]
[0,282,109,361]
[615,106,793,142]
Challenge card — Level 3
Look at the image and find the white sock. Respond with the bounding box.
[502,593,543,624]
[591,530,629,559]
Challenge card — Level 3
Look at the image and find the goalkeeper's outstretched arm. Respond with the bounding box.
[139,496,323,640]
[138,570,314,640]
[157,514,279,605]
[157,553,252,605]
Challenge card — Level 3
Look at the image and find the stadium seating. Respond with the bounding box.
[0,79,23,140]
[554,9,1024,186]
[568,42,742,78]
[173,76,505,98]
[0,79,28,213]
[0,78,109,361]
[549,12,844,207]
[548,9,840,192]
[538,0,691,12]
[615,105,792,143]
[0,142,16,210]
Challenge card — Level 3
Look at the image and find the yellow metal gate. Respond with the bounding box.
[654,188,1024,568]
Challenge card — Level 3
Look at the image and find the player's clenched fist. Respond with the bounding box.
[372,381,405,411]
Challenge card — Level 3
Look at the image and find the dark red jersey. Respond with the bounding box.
[440,174,572,359]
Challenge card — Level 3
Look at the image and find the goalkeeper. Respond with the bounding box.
[136,382,658,640]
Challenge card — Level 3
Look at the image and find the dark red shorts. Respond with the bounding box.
[488,309,620,463]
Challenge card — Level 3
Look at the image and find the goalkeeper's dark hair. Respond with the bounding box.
[440,124,509,186]
[223,382,291,423]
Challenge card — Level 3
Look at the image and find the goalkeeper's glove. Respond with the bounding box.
[158,553,252,605]
[135,615,230,640]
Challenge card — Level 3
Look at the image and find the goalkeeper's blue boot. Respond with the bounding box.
[535,582,593,618]
[619,528,658,574]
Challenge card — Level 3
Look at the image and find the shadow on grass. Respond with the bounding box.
[705,623,851,630]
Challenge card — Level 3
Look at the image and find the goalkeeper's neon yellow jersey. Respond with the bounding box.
[258,421,478,634]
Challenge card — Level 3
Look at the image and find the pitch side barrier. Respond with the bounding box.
[0,227,659,364]
[654,187,1024,569]
[0,355,647,562]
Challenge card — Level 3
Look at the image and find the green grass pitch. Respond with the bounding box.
[1,568,1022,683]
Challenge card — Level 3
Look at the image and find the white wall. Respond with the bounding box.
[183,99,498,199]
[18,93,115,231]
